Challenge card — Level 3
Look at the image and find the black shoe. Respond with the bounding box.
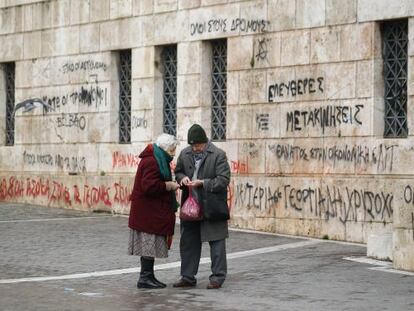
[137,273,164,289]
[151,275,167,288]
[137,257,166,289]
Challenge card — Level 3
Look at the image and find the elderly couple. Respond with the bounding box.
[128,124,230,290]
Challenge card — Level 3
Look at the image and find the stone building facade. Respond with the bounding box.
[0,0,413,271]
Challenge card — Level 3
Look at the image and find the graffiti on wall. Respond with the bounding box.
[285,104,364,133]
[41,84,108,114]
[268,77,324,101]
[112,151,140,169]
[403,185,414,240]
[230,160,249,174]
[283,184,393,225]
[131,116,148,129]
[235,182,282,211]
[23,151,87,173]
[256,113,269,131]
[60,60,108,74]
[190,18,270,36]
[233,180,393,225]
[0,176,131,208]
[56,113,87,130]
[255,38,269,62]
[267,142,396,172]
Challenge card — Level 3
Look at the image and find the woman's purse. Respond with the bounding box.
[180,186,203,221]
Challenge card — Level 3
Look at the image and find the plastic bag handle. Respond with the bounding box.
[188,185,193,198]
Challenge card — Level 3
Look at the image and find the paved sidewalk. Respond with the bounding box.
[0,203,413,311]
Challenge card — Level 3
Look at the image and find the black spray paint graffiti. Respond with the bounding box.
[404,185,414,240]
[190,18,270,36]
[268,143,396,172]
[286,104,364,133]
[131,116,148,129]
[56,113,86,130]
[234,182,393,225]
[255,38,269,61]
[42,84,108,114]
[23,151,87,173]
[235,182,282,211]
[241,142,259,158]
[268,77,324,101]
[256,113,269,131]
[251,38,270,68]
[283,185,393,225]
[61,60,108,74]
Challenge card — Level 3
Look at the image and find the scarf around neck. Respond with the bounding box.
[153,143,178,212]
[153,143,172,181]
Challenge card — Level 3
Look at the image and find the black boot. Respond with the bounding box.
[137,257,165,289]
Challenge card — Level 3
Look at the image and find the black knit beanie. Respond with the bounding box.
[187,124,208,144]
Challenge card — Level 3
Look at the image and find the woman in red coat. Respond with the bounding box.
[128,133,179,289]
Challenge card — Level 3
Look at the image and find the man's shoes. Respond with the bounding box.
[173,278,196,288]
[206,281,222,289]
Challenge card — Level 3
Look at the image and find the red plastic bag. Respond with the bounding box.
[180,187,203,221]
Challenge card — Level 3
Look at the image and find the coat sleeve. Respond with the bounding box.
[203,151,230,193]
[140,158,167,196]
[174,151,187,184]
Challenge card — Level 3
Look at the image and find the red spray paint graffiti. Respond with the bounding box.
[230,160,249,174]
[112,151,140,169]
[0,176,132,209]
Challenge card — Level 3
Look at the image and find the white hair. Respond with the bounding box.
[155,133,179,151]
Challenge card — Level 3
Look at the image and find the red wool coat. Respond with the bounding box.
[128,144,175,236]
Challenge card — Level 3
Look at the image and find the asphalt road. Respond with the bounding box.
[0,203,413,311]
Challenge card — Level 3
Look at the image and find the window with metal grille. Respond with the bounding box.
[119,50,131,143]
[382,20,408,138]
[161,45,177,136]
[5,62,15,146]
[211,39,227,141]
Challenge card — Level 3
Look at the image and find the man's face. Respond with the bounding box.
[191,143,206,154]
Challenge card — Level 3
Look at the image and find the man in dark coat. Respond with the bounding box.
[173,124,230,289]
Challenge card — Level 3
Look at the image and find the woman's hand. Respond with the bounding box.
[165,181,180,191]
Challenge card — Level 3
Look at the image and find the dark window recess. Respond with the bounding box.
[119,50,131,143]
[382,20,408,138]
[5,62,15,146]
[162,45,177,136]
[211,39,227,141]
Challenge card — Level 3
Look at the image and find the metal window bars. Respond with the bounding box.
[162,45,177,136]
[5,63,15,146]
[382,20,408,138]
[211,39,227,141]
[119,50,131,143]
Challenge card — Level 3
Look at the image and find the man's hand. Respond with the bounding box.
[180,176,191,186]
[189,179,204,187]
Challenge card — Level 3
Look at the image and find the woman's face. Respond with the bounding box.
[167,146,176,157]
